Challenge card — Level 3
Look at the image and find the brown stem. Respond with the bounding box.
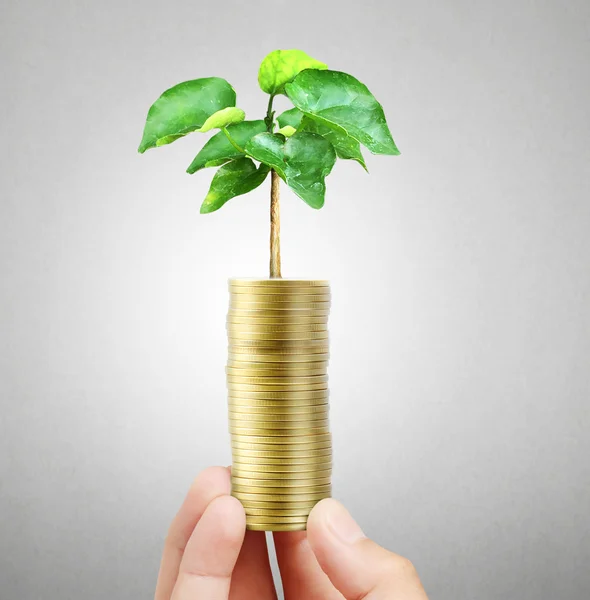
[269,170,281,278]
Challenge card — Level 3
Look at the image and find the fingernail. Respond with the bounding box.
[326,501,366,544]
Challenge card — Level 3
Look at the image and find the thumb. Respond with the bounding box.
[307,499,428,599]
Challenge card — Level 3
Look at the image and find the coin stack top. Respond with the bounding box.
[227,278,332,531]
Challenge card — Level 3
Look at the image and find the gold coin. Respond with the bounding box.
[226,367,327,378]
[229,350,329,359]
[230,429,330,438]
[227,322,328,332]
[229,341,329,352]
[232,475,331,487]
[229,402,329,412]
[228,404,329,415]
[230,420,329,431]
[234,497,321,508]
[229,408,329,418]
[232,477,332,493]
[232,482,331,494]
[234,491,330,502]
[230,292,331,302]
[232,469,332,481]
[231,432,331,444]
[228,331,329,342]
[227,374,328,384]
[230,286,329,296]
[246,523,308,532]
[229,417,330,428]
[245,514,311,524]
[232,458,332,471]
[227,361,329,372]
[228,383,328,393]
[232,461,332,473]
[229,418,329,429]
[228,390,329,399]
[244,507,313,517]
[228,352,330,363]
[227,313,329,322]
[229,336,329,345]
[228,358,329,369]
[228,309,330,318]
[229,278,329,287]
[232,439,331,452]
[232,447,331,458]
[230,304,330,314]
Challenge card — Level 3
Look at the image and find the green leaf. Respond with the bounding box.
[138,78,236,153]
[285,70,399,156]
[246,132,336,209]
[187,120,266,174]
[279,108,366,169]
[277,108,303,129]
[276,125,296,137]
[200,158,270,214]
[301,116,367,170]
[258,49,327,95]
[197,107,245,133]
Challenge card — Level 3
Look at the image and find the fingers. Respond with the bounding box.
[274,531,344,600]
[171,495,246,600]
[155,466,231,600]
[229,531,278,600]
[307,499,428,600]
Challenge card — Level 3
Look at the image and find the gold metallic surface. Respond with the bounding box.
[231,439,331,451]
[230,432,332,444]
[227,279,332,531]
[233,491,330,502]
[228,353,330,363]
[229,426,330,436]
[231,462,332,473]
[231,468,332,480]
[244,523,308,531]
[229,278,329,287]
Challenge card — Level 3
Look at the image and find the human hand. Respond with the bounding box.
[154,466,429,599]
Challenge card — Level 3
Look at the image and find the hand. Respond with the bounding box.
[154,466,429,599]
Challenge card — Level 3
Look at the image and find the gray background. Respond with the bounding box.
[1,0,589,598]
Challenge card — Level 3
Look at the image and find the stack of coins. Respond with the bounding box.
[227,278,332,531]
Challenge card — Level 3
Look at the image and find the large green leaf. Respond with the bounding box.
[285,70,399,156]
[187,120,266,174]
[138,78,236,153]
[200,158,270,214]
[245,132,336,209]
[278,108,366,169]
[197,107,245,133]
[258,49,327,95]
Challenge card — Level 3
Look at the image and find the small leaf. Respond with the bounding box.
[301,116,367,170]
[276,125,296,137]
[258,49,327,95]
[285,70,399,155]
[197,107,245,133]
[200,158,270,214]
[277,108,303,129]
[279,108,366,169]
[246,132,336,209]
[187,120,266,174]
[138,77,236,153]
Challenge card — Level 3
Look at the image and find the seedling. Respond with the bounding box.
[138,49,399,277]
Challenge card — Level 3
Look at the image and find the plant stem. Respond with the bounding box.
[221,128,245,153]
[270,170,281,278]
[265,95,281,278]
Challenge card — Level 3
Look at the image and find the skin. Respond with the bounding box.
[155,466,429,600]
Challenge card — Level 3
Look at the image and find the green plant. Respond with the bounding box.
[138,49,399,278]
